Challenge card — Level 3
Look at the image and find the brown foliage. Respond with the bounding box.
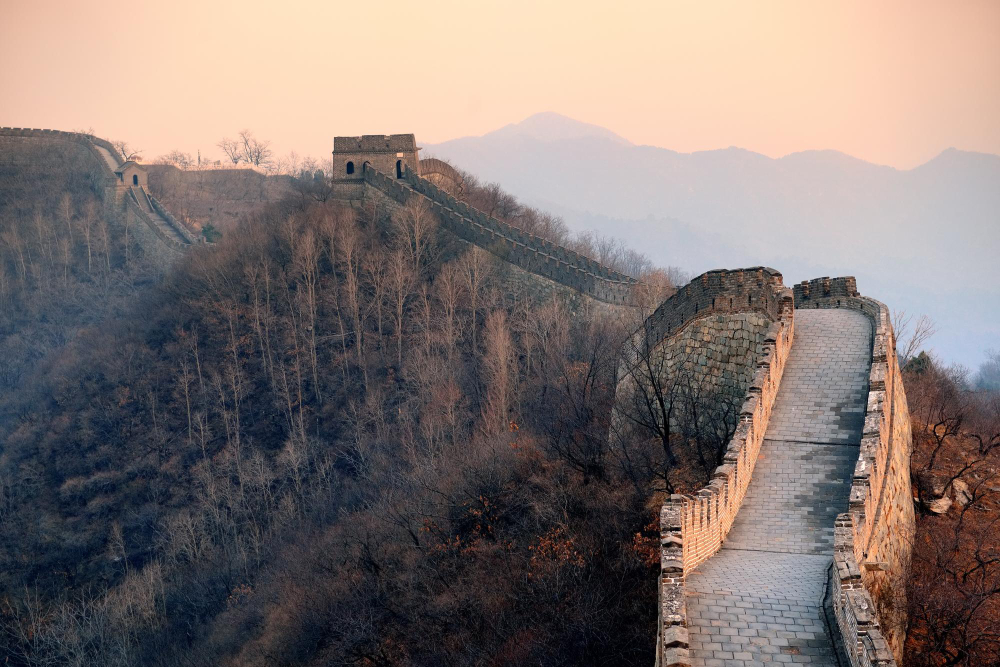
[903,360,1000,666]
[0,176,660,666]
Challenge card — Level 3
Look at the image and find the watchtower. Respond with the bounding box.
[115,160,147,188]
[332,134,421,198]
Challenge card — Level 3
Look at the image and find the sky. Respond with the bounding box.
[2,0,999,169]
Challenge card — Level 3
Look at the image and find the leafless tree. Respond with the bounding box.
[217,137,243,165]
[157,150,193,168]
[893,310,937,367]
[112,139,142,162]
[393,197,437,275]
[481,309,517,435]
[238,129,272,168]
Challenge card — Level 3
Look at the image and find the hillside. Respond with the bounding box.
[424,113,1000,369]
[0,143,661,666]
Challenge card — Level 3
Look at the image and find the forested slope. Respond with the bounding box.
[0,158,662,665]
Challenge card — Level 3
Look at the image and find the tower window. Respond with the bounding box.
[346,161,355,175]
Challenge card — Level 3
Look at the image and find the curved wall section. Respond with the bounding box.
[642,267,788,353]
[418,158,466,195]
[615,269,795,667]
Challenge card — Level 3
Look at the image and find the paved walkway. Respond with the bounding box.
[93,143,121,171]
[685,309,872,666]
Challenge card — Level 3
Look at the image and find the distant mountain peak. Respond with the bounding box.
[489,112,632,146]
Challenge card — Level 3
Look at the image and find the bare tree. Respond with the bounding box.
[157,150,193,168]
[975,349,1000,392]
[481,309,517,435]
[112,140,142,162]
[238,129,272,168]
[392,197,437,275]
[217,137,243,165]
[893,310,937,367]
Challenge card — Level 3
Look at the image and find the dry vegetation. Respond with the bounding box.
[0,153,691,665]
[6,139,993,666]
[903,357,1000,666]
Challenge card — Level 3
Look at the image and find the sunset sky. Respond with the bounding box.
[2,0,998,168]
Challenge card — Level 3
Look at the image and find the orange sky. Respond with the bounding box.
[2,0,998,168]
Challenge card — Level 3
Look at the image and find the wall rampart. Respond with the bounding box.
[358,164,637,304]
[651,274,794,666]
[642,267,787,356]
[148,191,198,244]
[124,191,188,253]
[0,127,118,192]
[0,127,193,251]
[418,158,465,195]
[794,278,913,667]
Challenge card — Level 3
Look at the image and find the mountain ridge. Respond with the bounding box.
[423,113,1000,369]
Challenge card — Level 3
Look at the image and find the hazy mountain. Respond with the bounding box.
[424,113,1000,369]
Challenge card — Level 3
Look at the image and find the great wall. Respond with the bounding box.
[0,127,196,252]
[330,136,914,666]
[0,129,914,666]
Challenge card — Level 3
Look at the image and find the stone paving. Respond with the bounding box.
[93,143,121,172]
[685,309,872,666]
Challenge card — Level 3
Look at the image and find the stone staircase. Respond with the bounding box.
[129,185,189,245]
[682,308,873,666]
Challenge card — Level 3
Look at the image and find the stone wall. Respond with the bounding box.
[419,158,466,196]
[0,127,192,254]
[357,163,638,305]
[610,268,795,666]
[641,267,787,354]
[653,292,794,666]
[648,312,773,428]
[795,278,914,666]
[0,127,119,199]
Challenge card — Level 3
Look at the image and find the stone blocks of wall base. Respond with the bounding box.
[148,193,198,244]
[795,277,914,667]
[124,193,187,252]
[653,274,795,667]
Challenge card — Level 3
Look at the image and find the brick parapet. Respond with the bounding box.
[0,127,118,186]
[418,158,465,192]
[643,267,788,352]
[654,275,795,667]
[795,277,913,667]
[359,164,637,304]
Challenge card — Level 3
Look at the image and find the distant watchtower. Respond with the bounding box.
[114,160,147,188]
[332,134,420,199]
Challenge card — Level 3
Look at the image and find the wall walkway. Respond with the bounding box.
[656,278,912,667]
[684,309,871,666]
